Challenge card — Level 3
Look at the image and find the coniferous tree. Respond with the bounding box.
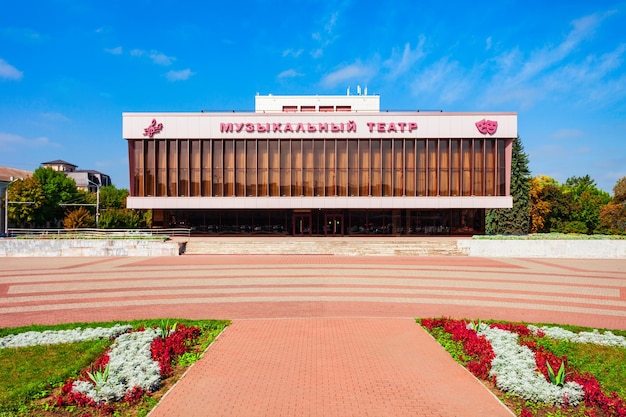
[485,137,531,234]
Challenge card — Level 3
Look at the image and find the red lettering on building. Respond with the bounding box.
[331,123,344,132]
[218,120,421,134]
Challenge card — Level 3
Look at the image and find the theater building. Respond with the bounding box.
[122,94,516,236]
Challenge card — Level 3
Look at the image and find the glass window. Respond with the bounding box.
[336,140,347,196]
[145,141,155,196]
[348,140,358,196]
[404,140,415,197]
[190,140,201,196]
[156,140,167,196]
[257,140,268,196]
[291,140,302,196]
[416,140,426,196]
[268,140,279,196]
[314,140,325,196]
[393,140,403,196]
[212,140,223,196]
[473,140,484,195]
[280,140,290,196]
[324,140,336,196]
[178,141,188,197]
[439,140,450,196]
[427,139,437,196]
[450,139,461,196]
[462,139,472,196]
[201,140,211,196]
[497,139,507,196]
[485,139,495,196]
[360,139,371,196]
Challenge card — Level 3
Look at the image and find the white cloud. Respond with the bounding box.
[0,59,23,81]
[278,69,302,79]
[130,49,175,65]
[551,129,584,140]
[0,132,54,150]
[384,37,426,79]
[41,112,70,122]
[311,48,323,59]
[411,58,475,104]
[149,51,175,66]
[310,10,341,59]
[320,61,376,88]
[282,48,304,58]
[166,69,194,81]
[481,9,623,109]
[105,46,123,55]
[3,27,46,43]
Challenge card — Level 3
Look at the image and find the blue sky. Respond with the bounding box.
[1,0,625,194]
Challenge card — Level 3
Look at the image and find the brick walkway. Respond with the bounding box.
[1,255,625,416]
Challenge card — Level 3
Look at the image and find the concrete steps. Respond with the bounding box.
[182,237,466,256]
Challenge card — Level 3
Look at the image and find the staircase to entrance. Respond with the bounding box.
[182,236,467,256]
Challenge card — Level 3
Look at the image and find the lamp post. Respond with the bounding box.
[3,177,18,235]
[87,179,101,228]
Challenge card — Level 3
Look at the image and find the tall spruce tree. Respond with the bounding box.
[485,137,531,234]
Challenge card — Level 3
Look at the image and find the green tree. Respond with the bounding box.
[99,208,147,229]
[613,176,626,204]
[561,175,611,234]
[63,207,96,229]
[485,137,531,234]
[32,167,83,226]
[6,177,46,228]
[598,202,626,234]
[96,185,129,210]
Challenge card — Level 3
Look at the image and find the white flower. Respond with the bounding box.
[472,324,584,406]
[0,324,132,349]
[72,328,162,403]
[529,325,626,348]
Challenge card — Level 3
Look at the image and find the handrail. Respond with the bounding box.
[4,228,191,238]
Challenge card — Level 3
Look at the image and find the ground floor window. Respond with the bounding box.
[155,208,485,236]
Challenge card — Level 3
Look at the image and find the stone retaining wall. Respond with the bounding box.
[457,239,626,258]
[0,238,624,258]
[0,239,183,257]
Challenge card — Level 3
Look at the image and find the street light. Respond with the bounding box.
[3,177,20,235]
[87,179,101,228]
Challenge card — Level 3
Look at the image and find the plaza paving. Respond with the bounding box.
[1,254,625,416]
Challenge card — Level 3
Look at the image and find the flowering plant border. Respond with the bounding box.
[50,323,201,412]
[419,318,626,417]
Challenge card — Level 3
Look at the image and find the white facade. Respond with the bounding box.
[123,112,517,140]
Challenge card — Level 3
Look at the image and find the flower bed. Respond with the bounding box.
[1,321,211,416]
[419,318,626,417]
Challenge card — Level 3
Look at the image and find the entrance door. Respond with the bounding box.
[324,213,344,236]
[293,213,312,235]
